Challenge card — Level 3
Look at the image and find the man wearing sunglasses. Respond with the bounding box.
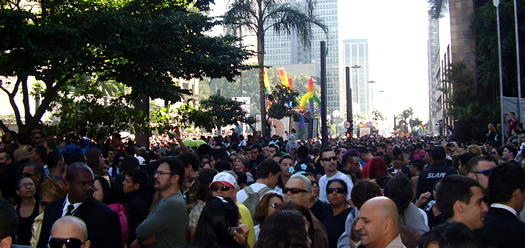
[209,171,255,248]
[49,216,90,248]
[284,174,329,248]
[466,156,497,189]
[318,148,354,204]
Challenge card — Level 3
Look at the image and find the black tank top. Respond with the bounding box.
[16,200,40,245]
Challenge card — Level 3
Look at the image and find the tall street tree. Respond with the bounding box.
[0,0,250,138]
[223,0,327,138]
[200,95,248,132]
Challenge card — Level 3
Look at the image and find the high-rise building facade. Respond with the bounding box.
[264,0,341,116]
[343,39,371,119]
[427,11,441,136]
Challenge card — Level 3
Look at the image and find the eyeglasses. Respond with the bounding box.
[327,187,347,194]
[270,202,279,208]
[20,182,35,188]
[211,185,231,192]
[321,156,337,162]
[473,169,492,176]
[283,187,308,194]
[49,237,85,248]
[154,171,173,176]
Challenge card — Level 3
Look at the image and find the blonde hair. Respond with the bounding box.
[235,155,249,167]
[467,145,482,156]
[39,177,66,201]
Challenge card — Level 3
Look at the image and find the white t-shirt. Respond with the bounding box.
[319,171,354,203]
[236,182,269,203]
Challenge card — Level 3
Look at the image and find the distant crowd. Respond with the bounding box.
[0,123,524,248]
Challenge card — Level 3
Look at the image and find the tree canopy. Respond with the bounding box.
[0,0,250,137]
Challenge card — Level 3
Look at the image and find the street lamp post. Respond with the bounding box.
[494,0,505,146]
[351,65,361,119]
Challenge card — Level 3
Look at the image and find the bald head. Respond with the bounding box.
[364,196,400,225]
[51,216,90,246]
[355,196,401,248]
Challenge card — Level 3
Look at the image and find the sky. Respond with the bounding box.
[209,0,431,123]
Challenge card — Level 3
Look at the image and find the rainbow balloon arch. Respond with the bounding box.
[264,67,321,136]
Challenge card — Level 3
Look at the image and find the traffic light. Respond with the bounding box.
[345,131,351,138]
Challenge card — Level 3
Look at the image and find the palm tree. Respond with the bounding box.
[428,0,448,18]
[223,0,327,138]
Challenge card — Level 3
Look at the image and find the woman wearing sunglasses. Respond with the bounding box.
[253,193,284,240]
[322,179,351,248]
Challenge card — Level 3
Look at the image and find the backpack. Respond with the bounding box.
[242,185,273,218]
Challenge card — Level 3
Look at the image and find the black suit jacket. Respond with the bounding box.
[476,207,525,248]
[37,196,122,248]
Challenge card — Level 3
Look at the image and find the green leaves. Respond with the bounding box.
[267,84,299,120]
[0,0,250,137]
[200,94,248,129]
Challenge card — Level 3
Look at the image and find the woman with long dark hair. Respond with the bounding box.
[187,168,217,242]
[191,197,248,248]
[255,210,311,248]
[93,176,127,245]
[323,179,351,248]
[15,177,39,245]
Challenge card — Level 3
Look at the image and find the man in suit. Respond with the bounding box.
[476,162,525,247]
[37,162,122,248]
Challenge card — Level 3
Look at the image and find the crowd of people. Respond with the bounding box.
[0,124,524,248]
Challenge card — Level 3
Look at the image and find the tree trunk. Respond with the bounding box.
[134,93,150,146]
[257,2,268,139]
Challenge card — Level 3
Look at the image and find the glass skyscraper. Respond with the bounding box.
[264,0,342,116]
[343,38,371,119]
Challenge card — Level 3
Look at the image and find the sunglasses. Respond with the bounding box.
[473,169,492,176]
[270,202,280,208]
[310,180,318,186]
[211,185,231,192]
[49,238,85,248]
[283,187,308,194]
[321,156,337,162]
[327,187,347,194]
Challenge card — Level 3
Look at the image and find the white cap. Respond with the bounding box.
[210,171,239,190]
[136,156,146,166]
